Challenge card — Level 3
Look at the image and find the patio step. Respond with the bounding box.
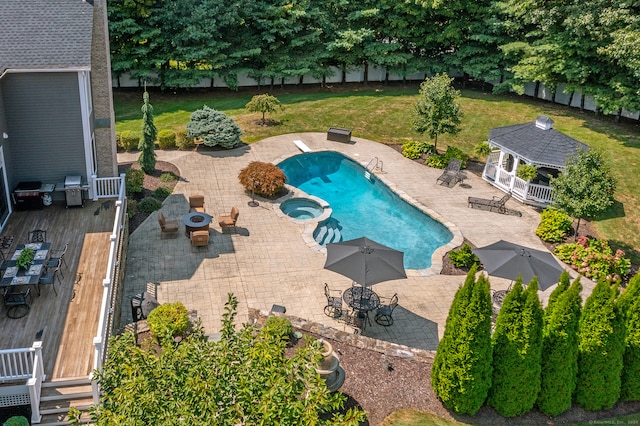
[38,377,94,425]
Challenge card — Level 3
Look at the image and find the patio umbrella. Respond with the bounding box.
[324,237,407,286]
[472,240,565,291]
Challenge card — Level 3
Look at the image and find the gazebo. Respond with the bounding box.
[481,116,588,207]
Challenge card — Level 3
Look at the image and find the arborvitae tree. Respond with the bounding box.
[545,270,571,319]
[138,89,157,174]
[432,266,493,414]
[537,275,583,416]
[619,273,640,401]
[488,277,544,417]
[576,281,625,410]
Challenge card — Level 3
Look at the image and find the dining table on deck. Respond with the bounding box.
[1,242,51,296]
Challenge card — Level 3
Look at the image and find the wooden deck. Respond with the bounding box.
[0,199,115,381]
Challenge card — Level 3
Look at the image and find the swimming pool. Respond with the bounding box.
[280,198,324,219]
[278,151,453,269]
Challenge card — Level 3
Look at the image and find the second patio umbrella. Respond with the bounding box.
[472,240,565,291]
[324,237,407,286]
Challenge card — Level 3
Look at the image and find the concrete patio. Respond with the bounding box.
[118,133,592,351]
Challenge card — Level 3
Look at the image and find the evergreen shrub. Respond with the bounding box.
[157,129,177,149]
[448,243,479,268]
[536,207,573,243]
[126,199,138,219]
[3,416,29,426]
[159,172,178,183]
[537,273,582,416]
[147,302,190,345]
[489,279,543,417]
[619,273,640,401]
[125,168,144,194]
[152,186,172,200]
[138,197,162,212]
[575,281,625,410]
[119,130,140,151]
[175,130,194,150]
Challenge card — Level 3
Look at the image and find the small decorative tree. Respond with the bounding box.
[575,281,625,410]
[550,149,616,239]
[138,89,157,174]
[413,73,463,152]
[245,94,284,125]
[186,105,243,149]
[238,161,287,197]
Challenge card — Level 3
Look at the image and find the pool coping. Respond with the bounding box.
[273,149,464,277]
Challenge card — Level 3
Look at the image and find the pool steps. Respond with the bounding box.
[314,220,342,245]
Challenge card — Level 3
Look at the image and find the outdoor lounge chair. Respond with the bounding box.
[189,195,206,213]
[158,212,179,238]
[218,206,239,233]
[190,230,210,251]
[435,158,463,187]
[467,192,512,214]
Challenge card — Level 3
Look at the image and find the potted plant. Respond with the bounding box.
[516,163,538,181]
[15,247,35,270]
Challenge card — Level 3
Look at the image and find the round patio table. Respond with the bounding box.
[343,286,380,312]
[183,212,212,236]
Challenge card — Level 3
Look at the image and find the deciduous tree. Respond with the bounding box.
[245,94,284,125]
[413,73,463,152]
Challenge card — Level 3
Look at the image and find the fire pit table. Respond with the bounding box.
[183,212,212,237]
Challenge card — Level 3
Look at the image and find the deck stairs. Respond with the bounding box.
[37,377,93,425]
[314,218,343,245]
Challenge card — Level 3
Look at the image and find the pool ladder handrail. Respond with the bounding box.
[365,157,383,173]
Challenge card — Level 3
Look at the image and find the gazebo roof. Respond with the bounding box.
[488,116,588,168]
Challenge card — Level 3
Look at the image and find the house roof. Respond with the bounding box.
[488,118,588,168]
[0,0,94,76]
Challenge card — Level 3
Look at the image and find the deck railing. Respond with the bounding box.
[0,342,45,423]
[91,173,127,404]
[92,174,124,199]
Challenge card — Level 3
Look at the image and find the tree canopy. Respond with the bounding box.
[245,94,284,125]
[413,73,463,152]
[86,294,364,425]
[550,149,616,237]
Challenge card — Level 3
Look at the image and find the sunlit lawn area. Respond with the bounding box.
[114,85,640,263]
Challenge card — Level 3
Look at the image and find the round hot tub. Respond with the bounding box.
[280,198,324,220]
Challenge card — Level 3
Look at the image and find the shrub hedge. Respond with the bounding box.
[138,197,162,212]
[157,129,177,149]
[119,130,140,151]
[536,207,573,243]
[576,281,625,410]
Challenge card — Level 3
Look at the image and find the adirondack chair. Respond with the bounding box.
[436,158,463,187]
[467,192,512,214]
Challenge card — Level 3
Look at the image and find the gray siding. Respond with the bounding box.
[1,72,87,190]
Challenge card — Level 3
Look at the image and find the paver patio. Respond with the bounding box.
[118,133,593,350]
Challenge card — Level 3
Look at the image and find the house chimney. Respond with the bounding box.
[535,115,554,130]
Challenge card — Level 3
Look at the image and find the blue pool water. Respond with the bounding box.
[280,198,324,219]
[278,152,453,269]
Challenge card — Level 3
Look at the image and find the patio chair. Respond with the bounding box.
[324,283,343,318]
[467,192,512,214]
[3,287,32,319]
[375,293,399,326]
[190,230,210,251]
[40,262,62,296]
[189,195,206,213]
[218,206,239,233]
[29,229,47,243]
[47,242,69,278]
[436,158,463,187]
[158,212,179,238]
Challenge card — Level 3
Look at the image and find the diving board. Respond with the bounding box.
[293,140,312,152]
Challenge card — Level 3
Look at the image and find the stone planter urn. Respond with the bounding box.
[315,339,345,392]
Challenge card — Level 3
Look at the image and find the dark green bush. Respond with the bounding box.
[147,302,190,345]
[536,207,573,243]
[619,273,640,401]
[432,266,493,415]
[537,273,582,416]
[3,416,30,426]
[260,316,293,342]
[152,186,172,200]
[125,168,145,194]
[119,130,140,151]
[575,281,625,410]
[489,278,543,417]
[126,199,138,219]
[157,129,177,149]
[449,243,480,268]
[175,129,194,150]
[401,140,435,159]
[138,197,162,212]
[159,172,179,183]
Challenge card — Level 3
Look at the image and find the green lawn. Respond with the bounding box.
[114,86,640,264]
